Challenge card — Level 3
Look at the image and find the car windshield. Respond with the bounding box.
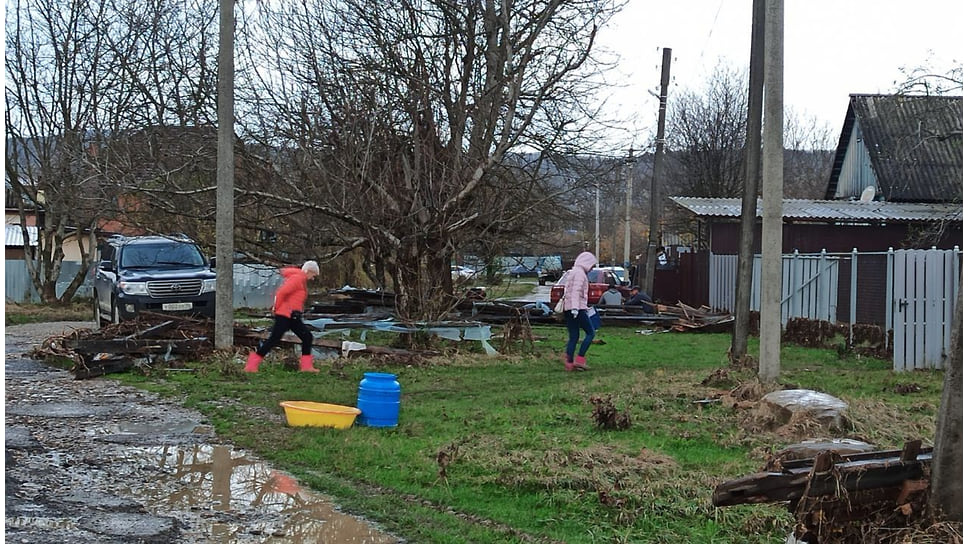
[121,243,205,268]
[556,270,608,285]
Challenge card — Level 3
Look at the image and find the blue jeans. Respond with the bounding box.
[565,309,596,362]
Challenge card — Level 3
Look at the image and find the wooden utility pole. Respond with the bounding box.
[731,0,765,362]
[642,47,671,297]
[215,0,235,349]
[759,0,783,382]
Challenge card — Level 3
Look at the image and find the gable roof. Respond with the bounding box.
[825,94,963,203]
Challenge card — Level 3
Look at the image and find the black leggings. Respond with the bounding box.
[257,314,314,356]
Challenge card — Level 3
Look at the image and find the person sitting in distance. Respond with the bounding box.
[599,285,623,306]
[625,285,655,314]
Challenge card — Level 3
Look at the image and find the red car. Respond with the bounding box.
[550,268,631,307]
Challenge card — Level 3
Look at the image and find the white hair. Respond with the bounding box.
[302,260,320,275]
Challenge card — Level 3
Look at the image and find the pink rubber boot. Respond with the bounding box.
[298,354,319,373]
[573,355,588,371]
[244,352,263,373]
[563,353,574,372]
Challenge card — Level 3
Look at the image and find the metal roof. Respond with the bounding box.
[826,94,963,202]
[671,197,963,223]
[5,225,38,247]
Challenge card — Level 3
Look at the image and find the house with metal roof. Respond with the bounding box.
[826,94,962,203]
[671,94,963,254]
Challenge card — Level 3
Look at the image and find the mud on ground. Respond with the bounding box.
[5,321,401,544]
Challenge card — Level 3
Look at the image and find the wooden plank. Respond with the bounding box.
[123,320,176,341]
[899,439,922,462]
[73,356,136,379]
[713,446,933,507]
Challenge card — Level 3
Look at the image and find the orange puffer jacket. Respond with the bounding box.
[273,267,309,318]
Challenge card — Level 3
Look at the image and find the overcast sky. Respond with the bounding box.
[594,0,965,152]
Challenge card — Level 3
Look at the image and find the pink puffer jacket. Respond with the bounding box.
[561,251,598,311]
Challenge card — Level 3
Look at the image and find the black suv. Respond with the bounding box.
[93,234,217,326]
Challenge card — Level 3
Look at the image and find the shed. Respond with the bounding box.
[5,224,38,259]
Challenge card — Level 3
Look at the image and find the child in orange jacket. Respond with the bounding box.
[245,261,320,373]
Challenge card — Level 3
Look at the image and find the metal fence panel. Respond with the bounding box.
[709,251,839,324]
[5,260,92,303]
[890,248,961,371]
[5,260,281,309]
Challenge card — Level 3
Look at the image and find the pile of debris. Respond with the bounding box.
[31,312,429,380]
[713,439,941,543]
[652,302,734,332]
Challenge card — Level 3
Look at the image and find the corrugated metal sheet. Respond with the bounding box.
[671,197,962,223]
[826,94,963,202]
[5,225,38,246]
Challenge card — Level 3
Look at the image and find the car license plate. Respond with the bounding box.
[162,302,193,311]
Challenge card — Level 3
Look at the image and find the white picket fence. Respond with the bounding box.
[887,248,961,371]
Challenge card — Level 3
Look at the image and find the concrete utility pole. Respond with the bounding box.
[929,286,963,520]
[642,47,671,296]
[759,0,783,382]
[731,0,765,362]
[595,181,600,259]
[623,146,634,268]
[215,0,235,350]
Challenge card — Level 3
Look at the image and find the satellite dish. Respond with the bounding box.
[859,186,876,202]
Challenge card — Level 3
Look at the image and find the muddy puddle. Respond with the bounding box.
[113,443,396,543]
[5,321,402,543]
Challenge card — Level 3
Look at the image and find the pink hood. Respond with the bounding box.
[562,251,598,311]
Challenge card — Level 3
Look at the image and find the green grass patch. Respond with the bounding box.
[105,325,942,543]
[5,300,93,325]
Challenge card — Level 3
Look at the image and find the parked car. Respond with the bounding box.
[537,268,562,286]
[451,265,477,280]
[93,234,217,326]
[549,268,632,307]
[598,266,631,286]
[508,264,538,278]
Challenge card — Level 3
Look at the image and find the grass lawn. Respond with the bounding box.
[5,301,93,325]
[105,322,942,543]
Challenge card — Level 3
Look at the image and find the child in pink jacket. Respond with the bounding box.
[561,251,598,371]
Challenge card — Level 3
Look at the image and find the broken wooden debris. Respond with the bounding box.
[713,440,934,543]
[32,312,436,379]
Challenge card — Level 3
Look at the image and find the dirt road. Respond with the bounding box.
[5,321,401,543]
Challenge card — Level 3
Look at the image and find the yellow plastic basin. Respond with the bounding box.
[279,401,361,429]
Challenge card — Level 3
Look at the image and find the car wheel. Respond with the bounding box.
[112,299,122,324]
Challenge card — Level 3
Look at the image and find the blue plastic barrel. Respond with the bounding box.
[356,372,401,427]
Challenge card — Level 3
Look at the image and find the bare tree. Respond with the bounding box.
[5,0,114,303]
[5,0,225,303]
[895,59,963,96]
[666,62,749,199]
[233,0,623,321]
